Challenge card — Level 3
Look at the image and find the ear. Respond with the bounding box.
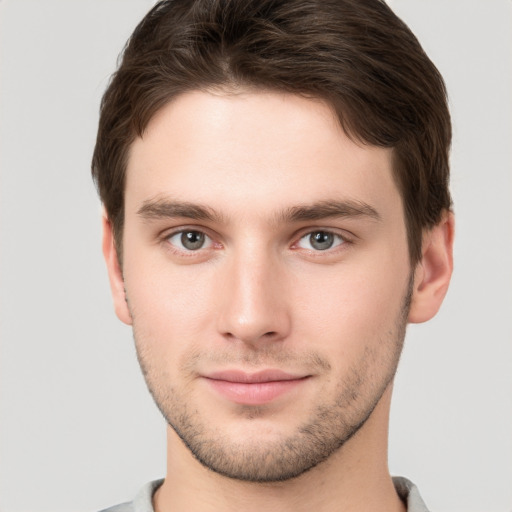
[408,211,454,324]
[102,213,133,325]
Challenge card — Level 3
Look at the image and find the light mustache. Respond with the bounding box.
[180,349,332,374]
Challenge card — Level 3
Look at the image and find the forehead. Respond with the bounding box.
[125,90,401,224]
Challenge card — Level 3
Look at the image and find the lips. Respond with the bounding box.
[203,370,310,405]
[206,369,304,383]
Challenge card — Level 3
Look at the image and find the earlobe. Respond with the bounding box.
[102,214,133,325]
[408,212,455,324]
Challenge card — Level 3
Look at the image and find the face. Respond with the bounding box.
[115,90,414,482]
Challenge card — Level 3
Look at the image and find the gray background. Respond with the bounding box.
[0,1,511,511]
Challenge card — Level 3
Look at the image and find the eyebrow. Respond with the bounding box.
[137,198,222,222]
[137,197,381,224]
[277,200,381,223]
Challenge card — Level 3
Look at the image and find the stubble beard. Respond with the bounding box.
[131,278,412,483]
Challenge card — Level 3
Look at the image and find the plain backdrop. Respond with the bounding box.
[0,1,511,511]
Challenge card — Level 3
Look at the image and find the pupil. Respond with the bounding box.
[310,231,333,250]
[181,231,204,250]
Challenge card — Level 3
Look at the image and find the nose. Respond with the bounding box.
[216,250,291,346]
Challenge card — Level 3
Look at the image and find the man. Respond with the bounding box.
[92,0,454,511]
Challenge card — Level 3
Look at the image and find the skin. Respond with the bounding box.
[103,90,454,512]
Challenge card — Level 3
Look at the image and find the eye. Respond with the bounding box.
[166,230,213,251]
[297,230,345,251]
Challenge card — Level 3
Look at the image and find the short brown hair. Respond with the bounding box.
[92,0,451,265]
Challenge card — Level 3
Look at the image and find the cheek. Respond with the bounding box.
[292,258,410,359]
[123,253,219,356]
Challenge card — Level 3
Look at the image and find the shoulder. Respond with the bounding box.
[97,479,164,512]
[98,503,133,512]
[392,476,430,512]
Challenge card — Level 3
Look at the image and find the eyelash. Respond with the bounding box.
[161,227,353,257]
[162,228,218,258]
[294,230,347,252]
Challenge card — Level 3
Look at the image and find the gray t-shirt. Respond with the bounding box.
[98,476,429,512]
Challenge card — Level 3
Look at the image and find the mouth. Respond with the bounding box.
[202,370,311,405]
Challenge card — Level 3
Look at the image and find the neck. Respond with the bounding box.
[154,386,405,512]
